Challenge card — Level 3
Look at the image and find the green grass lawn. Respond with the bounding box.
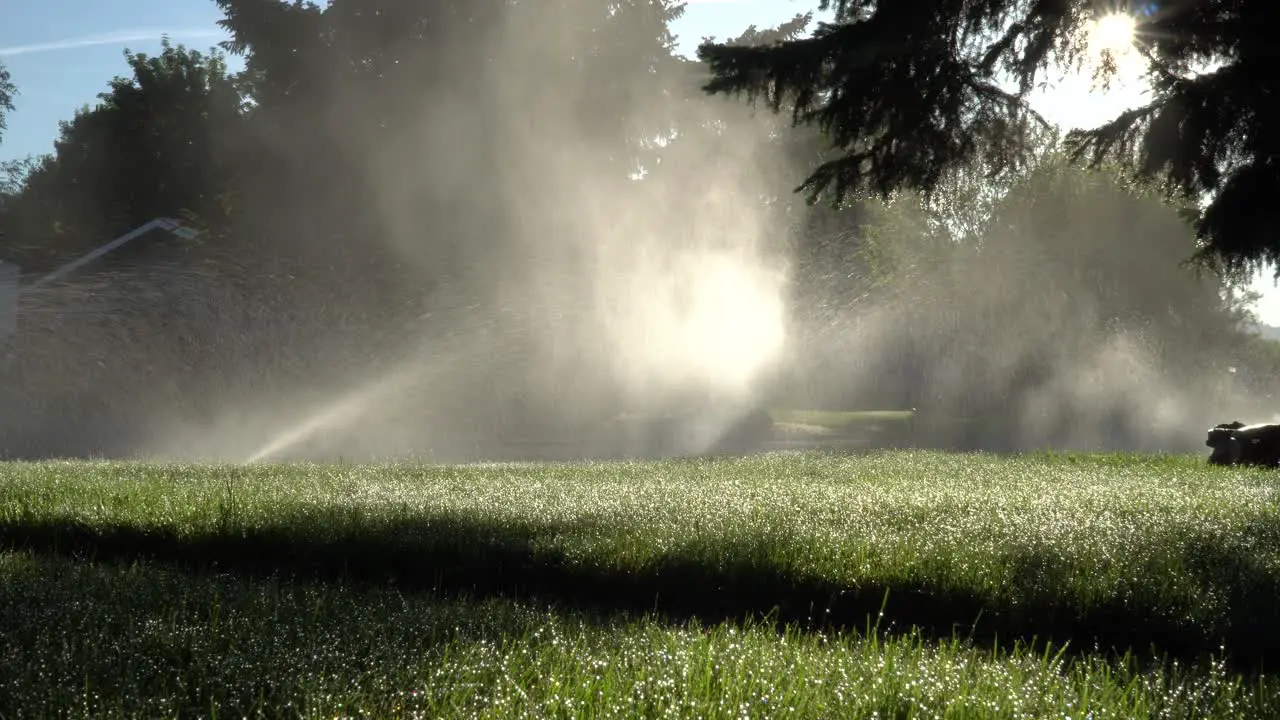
[769,409,916,430]
[2,450,1279,717]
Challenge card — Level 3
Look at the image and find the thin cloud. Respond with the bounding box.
[0,28,226,57]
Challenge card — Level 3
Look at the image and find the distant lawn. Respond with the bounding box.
[769,409,916,429]
[2,451,1279,717]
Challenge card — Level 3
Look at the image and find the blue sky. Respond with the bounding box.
[2,0,1277,321]
[0,0,228,159]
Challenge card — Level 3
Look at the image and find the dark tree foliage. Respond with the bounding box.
[0,40,244,271]
[215,0,690,177]
[0,42,242,272]
[0,156,40,207]
[697,1,1057,204]
[212,0,687,209]
[1068,1,1280,274]
[0,61,15,146]
[698,0,1280,273]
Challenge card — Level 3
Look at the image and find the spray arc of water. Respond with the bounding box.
[245,362,426,463]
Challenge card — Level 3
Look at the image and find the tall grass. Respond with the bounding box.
[2,450,1279,717]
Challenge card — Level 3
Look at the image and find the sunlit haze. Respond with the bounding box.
[1088,13,1138,57]
[0,1,1273,462]
[2,3,1275,328]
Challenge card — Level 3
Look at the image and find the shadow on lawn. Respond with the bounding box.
[1,511,1276,671]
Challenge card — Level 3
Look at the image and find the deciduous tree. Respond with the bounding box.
[0,61,15,146]
[0,40,244,271]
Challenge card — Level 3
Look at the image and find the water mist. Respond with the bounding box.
[228,4,796,463]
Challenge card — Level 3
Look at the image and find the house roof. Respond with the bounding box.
[25,217,201,292]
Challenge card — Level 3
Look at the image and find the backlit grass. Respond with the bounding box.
[2,450,1279,717]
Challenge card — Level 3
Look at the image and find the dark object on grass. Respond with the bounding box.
[1206,421,1280,467]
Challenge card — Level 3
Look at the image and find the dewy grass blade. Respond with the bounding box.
[0,451,1277,717]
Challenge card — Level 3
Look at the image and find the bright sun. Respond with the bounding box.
[1088,13,1137,56]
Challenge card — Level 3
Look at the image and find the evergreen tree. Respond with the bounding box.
[697,0,1280,272]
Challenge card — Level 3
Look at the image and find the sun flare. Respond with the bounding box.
[1088,13,1137,56]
